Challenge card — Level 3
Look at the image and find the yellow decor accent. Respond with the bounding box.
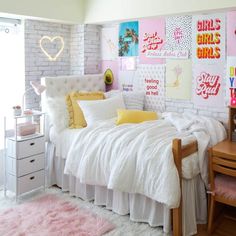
[39,36,64,61]
[116,109,158,125]
[66,92,105,128]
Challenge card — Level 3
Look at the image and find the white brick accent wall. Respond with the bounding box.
[25,20,71,110]
[84,25,101,74]
[70,24,84,75]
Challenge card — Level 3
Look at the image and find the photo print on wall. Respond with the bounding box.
[193,63,225,108]
[139,18,165,64]
[101,26,118,60]
[227,11,236,56]
[137,64,165,112]
[164,15,192,56]
[119,21,139,57]
[192,13,226,64]
[166,59,192,100]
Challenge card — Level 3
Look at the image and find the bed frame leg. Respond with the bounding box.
[172,139,182,236]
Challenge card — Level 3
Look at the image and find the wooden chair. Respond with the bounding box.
[208,148,236,234]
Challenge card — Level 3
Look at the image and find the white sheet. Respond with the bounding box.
[62,112,226,208]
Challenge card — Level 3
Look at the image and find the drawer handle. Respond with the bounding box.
[30,142,35,146]
[30,159,35,163]
[30,176,35,180]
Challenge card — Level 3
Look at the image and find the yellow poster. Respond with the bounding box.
[166,59,192,100]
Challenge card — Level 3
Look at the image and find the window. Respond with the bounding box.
[0,18,25,149]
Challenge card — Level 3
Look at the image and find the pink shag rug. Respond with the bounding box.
[0,194,115,236]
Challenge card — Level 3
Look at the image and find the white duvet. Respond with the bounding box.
[61,112,226,208]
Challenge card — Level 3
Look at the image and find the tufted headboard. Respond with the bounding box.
[41,74,105,98]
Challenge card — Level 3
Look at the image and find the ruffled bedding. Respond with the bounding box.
[50,112,226,208]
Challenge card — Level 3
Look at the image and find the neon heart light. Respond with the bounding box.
[39,36,64,61]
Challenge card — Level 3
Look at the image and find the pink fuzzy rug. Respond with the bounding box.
[0,194,115,236]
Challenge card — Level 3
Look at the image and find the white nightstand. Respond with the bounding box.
[4,111,46,200]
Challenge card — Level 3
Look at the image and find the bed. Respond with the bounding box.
[41,74,226,236]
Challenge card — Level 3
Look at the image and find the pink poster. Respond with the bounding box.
[139,18,165,64]
[193,64,224,108]
[227,11,236,56]
[101,60,119,90]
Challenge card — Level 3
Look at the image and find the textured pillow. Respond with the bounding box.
[65,91,104,128]
[122,91,145,110]
[46,97,68,133]
[78,95,125,126]
[116,109,158,125]
[105,90,145,110]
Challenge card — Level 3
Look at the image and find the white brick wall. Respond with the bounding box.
[25,20,71,110]
[84,25,101,74]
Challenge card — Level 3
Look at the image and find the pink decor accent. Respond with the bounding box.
[139,18,165,64]
[231,97,236,106]
[227,11,236,56]
[215,174,236,200]
[0,195,115,236]
[30,81,46,95]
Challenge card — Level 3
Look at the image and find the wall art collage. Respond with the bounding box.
[100,11,236,112]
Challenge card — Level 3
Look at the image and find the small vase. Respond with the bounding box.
[14,109,22,116]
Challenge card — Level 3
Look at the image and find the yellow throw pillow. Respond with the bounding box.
[116,109,158,125]
[66,91,104,128]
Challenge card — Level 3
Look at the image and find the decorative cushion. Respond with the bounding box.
[215,174,236,200]
[66,92,105,128]
[105,90,145,110]
[79,95,126,126]
[116,109,158,125]
[46,97,68,133]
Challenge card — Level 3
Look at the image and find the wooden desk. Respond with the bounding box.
[211,140,236,160]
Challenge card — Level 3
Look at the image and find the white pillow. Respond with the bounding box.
[46,97,68,133]
[78,95,125,126]
[122,91,145,110]
[105,90,145,110]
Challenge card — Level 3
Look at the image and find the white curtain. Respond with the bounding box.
[0,19,24,186]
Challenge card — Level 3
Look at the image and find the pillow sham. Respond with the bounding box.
[116,109,158,125]
[65,91,104,128]
[105,90,145,110]
[78,95,126,126]
[46,97,68,133]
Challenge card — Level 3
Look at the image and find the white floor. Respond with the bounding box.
[0,187,166,236]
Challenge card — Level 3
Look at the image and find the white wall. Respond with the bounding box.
[0,0,85,23]
[84,0,236,23]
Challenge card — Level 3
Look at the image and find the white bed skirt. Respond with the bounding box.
[46,142,207,236]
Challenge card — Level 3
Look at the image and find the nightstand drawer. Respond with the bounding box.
[7,154,45,177]
[7,170,45,195]
[7,136,45,159]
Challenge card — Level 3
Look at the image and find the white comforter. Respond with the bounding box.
[62,112,226,208]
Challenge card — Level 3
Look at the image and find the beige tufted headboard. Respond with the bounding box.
[41,74,105,98]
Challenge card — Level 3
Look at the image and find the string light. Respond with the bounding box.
[39,36,64,61]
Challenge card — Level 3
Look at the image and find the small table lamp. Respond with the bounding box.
[22,81,46,114]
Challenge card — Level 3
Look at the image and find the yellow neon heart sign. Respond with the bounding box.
[39,36,64,61]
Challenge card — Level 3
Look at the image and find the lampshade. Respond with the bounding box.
[30,81,46,95]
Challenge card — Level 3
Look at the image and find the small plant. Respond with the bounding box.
[13,105,21,110]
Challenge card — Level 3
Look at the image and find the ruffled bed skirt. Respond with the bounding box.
[46,142,207,236]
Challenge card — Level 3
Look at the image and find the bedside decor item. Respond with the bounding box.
[12,105,22,116]
[17,122,37,136]
[0,194,115,236]
[22,81,46,113]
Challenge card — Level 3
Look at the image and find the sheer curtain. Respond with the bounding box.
[0,20,24,149]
